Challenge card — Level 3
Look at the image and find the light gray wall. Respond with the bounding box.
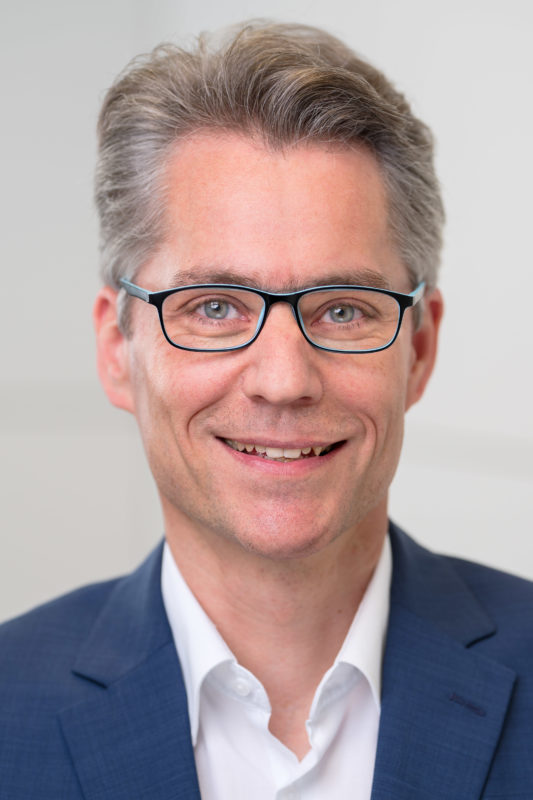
[1,0,532,622]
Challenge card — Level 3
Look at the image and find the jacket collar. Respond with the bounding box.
[370,523,516,800]
[60,543,202,800]
[71,544,170,685]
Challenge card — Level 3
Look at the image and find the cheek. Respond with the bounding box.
[368,354,412,478]
[337,353,410,497]
[341,352,409,427]
[129,340,240,439]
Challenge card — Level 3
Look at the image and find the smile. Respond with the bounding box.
[223,439,341,462]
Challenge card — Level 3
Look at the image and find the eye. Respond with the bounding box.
[323,303,363,324]
[197,298,240,320]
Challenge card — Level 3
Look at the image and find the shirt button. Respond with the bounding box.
[233,677,252,697]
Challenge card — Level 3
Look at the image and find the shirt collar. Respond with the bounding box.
[161,534,391,743]
[332,533,391,710]
[161,544,234,744]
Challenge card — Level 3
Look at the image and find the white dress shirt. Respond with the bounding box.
[161,536,392,800]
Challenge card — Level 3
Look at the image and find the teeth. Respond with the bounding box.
[283,448,303,459]
[224,439,334,460]
[265,447,284,458]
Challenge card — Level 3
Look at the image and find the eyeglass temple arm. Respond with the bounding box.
[119,278,150,303]
[410,281,426,306]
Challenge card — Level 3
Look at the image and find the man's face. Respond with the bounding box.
[97,133,440,561]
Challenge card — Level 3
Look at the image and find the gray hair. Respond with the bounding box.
[95,21,444,327]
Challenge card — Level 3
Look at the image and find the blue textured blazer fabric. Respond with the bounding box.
[1,522,533,799]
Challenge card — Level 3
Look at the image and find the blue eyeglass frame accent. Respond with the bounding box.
[119,278,425,354]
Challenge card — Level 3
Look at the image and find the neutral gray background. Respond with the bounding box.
[1,0,532,622]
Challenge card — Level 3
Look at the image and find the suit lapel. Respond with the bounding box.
[59,545,201,800]
[371,525,516,800]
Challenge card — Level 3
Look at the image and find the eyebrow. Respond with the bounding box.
[168,267,394,292]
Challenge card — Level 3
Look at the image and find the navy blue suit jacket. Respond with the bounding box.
[1,523,533,798]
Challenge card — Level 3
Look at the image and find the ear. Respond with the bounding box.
[405,288,444,411]
[93,286,135,413]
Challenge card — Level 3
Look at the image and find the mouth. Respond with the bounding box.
[222,439,344,462]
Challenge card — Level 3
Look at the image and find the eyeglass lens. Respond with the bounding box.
[161,287,401,351]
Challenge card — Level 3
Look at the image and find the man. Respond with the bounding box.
[1,20,532,799]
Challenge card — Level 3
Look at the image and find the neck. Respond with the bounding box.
[164,503,387,757]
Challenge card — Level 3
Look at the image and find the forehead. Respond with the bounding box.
[142,132,407,291]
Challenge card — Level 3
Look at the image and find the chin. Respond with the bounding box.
[227,514,347,562]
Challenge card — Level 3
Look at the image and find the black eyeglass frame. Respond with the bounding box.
[119,278,425,354]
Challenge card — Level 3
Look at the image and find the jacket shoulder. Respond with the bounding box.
[390,522,533,663]
[448,552,533,599]
[0,577,120,683]
[446,554,533,648]
[0,578,126,796]
[390,520,533,606]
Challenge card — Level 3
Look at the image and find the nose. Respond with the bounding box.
[241,303,324,406]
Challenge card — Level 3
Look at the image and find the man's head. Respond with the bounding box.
[94,22,444,564]
[95,21,444,328]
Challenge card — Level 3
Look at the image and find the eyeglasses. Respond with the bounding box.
[119,278,425,354]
